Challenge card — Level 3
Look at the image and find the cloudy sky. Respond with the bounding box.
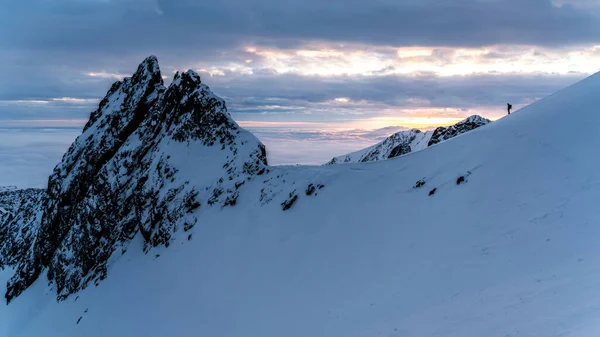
[1,0,600,183]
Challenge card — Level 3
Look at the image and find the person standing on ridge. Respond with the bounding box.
[507,103,512,114]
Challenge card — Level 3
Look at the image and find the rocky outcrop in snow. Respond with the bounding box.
[427,115,491,147]
[326,115,491,165]
[1,56,271,303]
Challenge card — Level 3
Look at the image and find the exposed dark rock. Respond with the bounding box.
[415,179,425,188]
[429,188,437,196]
[0,56,332,305]
[0,188,45,269]
[223,192,239,207]
[428,115,491,147]
[281,192,298,211]
[0,56,269,304]
[388,143,412,159]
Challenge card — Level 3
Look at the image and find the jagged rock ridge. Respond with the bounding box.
[326,115,491,165]
[0,56,271,303]
[428,115,491,147]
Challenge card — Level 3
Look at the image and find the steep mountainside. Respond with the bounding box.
[0,188,44,269]
[3,59,600,337]
[326,115,490,165]
[0,56,308,303]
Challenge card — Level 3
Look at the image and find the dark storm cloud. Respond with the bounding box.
[158,0,600,47]
[1,0,599,54]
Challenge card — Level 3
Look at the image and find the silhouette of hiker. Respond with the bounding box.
[507,103,512,115]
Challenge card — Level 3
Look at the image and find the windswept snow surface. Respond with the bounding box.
[4,73,600,337]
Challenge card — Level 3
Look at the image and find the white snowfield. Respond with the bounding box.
[4,72,600,337]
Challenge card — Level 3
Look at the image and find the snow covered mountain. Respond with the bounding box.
[1,56,274,303]
[326,115,490,165]
[3,57,600,337]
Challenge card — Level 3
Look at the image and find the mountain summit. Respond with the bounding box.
[1,56,270,302]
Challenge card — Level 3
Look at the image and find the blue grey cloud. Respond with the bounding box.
[0,0,595,122]
[2,0,599,52]
[0,69,584,122]
[207,72,585,120]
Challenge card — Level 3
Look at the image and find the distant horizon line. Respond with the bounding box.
[0,115,499,131]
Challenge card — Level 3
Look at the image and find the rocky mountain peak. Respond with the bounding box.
[130,55,163,89]
[162,69,241,145]
[84,55,164,133]
[1,56,270,303]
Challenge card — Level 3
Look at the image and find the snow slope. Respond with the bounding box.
[326,115,490,165]
[3,60,600,337]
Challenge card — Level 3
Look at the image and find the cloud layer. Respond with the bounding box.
[0,128,81,188]
[3,0,600,52]
[0,0,598,143]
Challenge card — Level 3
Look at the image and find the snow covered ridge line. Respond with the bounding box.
[0,56,326,304]
[326,115,491,165]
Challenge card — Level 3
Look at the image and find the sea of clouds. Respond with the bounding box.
[0,126,411,188]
